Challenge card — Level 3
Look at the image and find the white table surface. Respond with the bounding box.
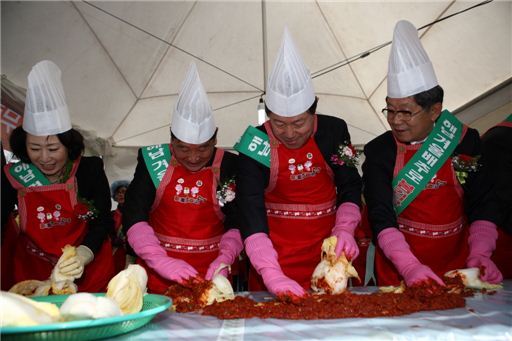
[109,280,512,341]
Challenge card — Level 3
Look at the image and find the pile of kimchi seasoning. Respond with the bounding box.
[165,278,475,320]
[201,280,468,320]
[164,279,213,313]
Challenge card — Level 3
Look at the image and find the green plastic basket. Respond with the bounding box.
[1,293,172,341]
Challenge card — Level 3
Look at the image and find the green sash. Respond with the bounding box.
[234,126,271,167]
[505,114,512,123]
[392,110,463,215]
[9,162,51,187]
[141,144,171,188]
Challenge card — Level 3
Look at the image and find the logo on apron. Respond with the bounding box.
[288,152,321,180]
[36,204,71,229]
[174,178,207,204]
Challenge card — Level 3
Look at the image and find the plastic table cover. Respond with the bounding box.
[108,280,512,341]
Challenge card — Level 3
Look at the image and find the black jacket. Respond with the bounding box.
[481,125,512,233]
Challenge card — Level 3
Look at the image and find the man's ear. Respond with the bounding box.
[169,139,175,154]
[430,102,442,122]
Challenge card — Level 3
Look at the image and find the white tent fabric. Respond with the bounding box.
[2,1,511,182]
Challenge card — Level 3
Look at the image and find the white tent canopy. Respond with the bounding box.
[2,1,511,182]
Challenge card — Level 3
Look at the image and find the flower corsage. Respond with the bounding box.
[330,142,361,168]
[75,197,99,221]
[216,177,236,207]
[452,154,480,184]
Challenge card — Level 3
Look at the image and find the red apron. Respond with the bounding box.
[375,139,469,286]
[4,160,114,292]
[351,204,373,286]
[138,150,225,294]
[111,208,127,275]
[1,213,19,290]
[249,117,337,290]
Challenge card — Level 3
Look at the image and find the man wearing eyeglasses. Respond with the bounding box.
[362,20,503,287]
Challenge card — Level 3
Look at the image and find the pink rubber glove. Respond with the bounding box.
[245,233,306,297]
[205,229,243,280]
[331,202,361,260]
[378,227,444,286]
[127,221,198,283]
[466,220,503,283]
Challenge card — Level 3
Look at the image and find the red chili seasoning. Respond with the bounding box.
[164,279,213,313]
[166,278,472,319]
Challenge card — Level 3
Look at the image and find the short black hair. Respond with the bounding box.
[413,85,444,110]
[170,127,218,144]
[265,96,319,116]
[9,127,84,163]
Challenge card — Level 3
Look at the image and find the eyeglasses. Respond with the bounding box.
[381,107,425,121]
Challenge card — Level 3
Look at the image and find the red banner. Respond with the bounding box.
[1,104,23,150]
[1,76,25,151]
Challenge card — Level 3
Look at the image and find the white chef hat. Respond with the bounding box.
[265,27,315,117]
[387,20,438,98]
[23,60,72,136]
[171,62,216,144]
